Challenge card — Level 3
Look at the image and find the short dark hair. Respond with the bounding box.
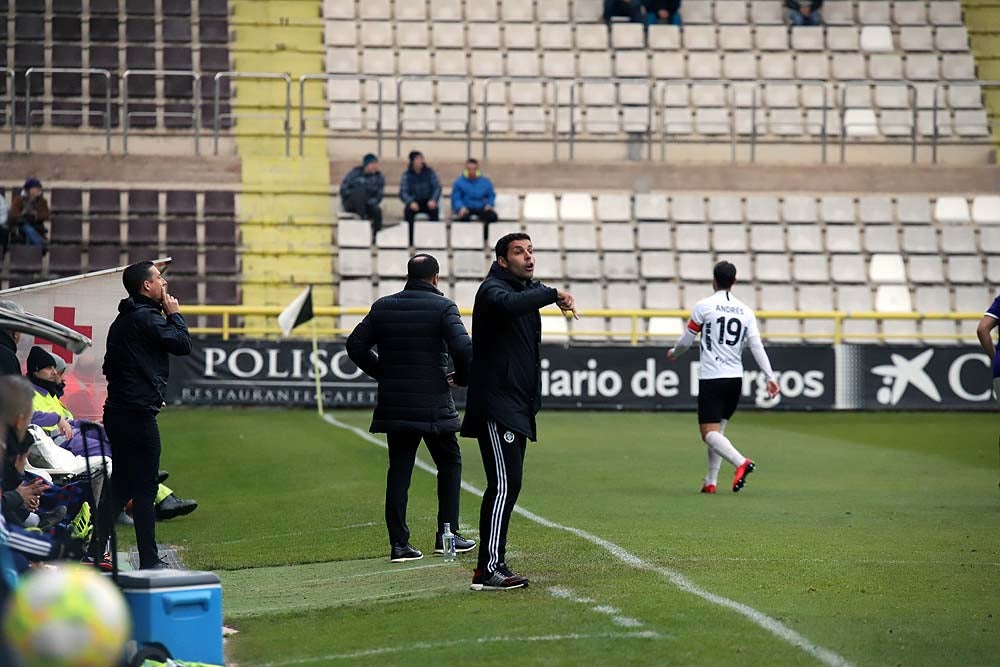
[713,261,737,289]
[495,232,532,261]
[123,261,155,296]
[466,158,479,166]
[0,375,34,428]
[407,253,439,281]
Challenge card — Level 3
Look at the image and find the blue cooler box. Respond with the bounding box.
[118,569,224,665]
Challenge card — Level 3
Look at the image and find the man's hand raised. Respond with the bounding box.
[162,294,180,315]
[556,289,579,320]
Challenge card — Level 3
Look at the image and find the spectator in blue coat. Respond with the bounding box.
[340,154,385,242]
[451,159,499,236]
[400,151,442,247]
[786,0,823,26]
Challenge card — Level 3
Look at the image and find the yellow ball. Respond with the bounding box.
[3,565,131,667]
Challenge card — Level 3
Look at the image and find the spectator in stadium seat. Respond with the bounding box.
[451,159,499,239]
[0,300,25,376]
[604,0,645,24]
[346,253,476,563]
[786,0,823,26]
[9,178,50,248]
[645,0,682,25]
[340,154,386,242]
[400,150,442,247]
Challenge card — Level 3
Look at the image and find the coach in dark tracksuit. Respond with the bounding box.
[347,254,476,562]
[462,233,577,590]
[95,261,192,570]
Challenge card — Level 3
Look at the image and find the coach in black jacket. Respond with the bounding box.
[461,233,577,590]
[347,254,475,563]
[95,261,192,570]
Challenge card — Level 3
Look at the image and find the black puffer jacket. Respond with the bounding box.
[347,279,472,434]
[103,294,192,413]
[0,330,20,376]
[460,263,558,441]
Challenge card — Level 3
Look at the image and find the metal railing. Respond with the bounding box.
[122,69,203,155]
[933,79,999,163]
[298,74,384,157]
[481,76,561,161]
[839,80,918,163]
[751,80,832,163]
[24,67,113,152]
[658,79,737,162]
[4,70,998,162]
[395,75,474,158]
[2,68,13,151]
[180,305,984,345]
[213,71,292,156]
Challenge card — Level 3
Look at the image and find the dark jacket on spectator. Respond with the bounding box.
[339,166,385,208]
[103,294,192,413]
[0,330,20,376]
[460,263,558,442]
[645,0,682,14]
[347,279,472,435]
[785,0,823,10]
[9,193,50,240]
[400,162,442,206]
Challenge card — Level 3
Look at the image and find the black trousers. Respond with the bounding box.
[344,188,383,240]
[476,421,526,573]
[604,0,644,22]
[98,408,162,568]
[385,431,463,547]
[454,207,498,224]
[404,199,440,246]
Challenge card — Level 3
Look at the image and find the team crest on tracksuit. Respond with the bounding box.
[503,431,515,443]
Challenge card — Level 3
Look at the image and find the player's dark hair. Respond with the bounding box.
[466,158,479,166]
[123,261,155,296]
[407,253,439,281]
[713,261,737,289]
[495,233,532,261]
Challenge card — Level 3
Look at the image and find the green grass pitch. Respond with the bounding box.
[153,408,999,667]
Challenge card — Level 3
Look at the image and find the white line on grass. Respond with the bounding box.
[324,413,858,667]
[548,586,647,630]
[244,631,661,666]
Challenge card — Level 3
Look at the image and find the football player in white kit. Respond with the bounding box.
[667,261,780,493]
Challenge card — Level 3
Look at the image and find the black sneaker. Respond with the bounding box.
[390,543,423,562]
[470,566,529,591]
[156,494,198,520]
[434,533,477,554]
[36,505,67,530]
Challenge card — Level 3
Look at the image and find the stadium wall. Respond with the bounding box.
[167,340,995,411]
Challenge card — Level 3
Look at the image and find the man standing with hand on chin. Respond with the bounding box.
[93,261,192,570]
[462,233,577,591]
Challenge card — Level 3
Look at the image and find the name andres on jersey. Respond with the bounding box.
[714,304,744,315]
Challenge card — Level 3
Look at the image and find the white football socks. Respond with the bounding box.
[704,419,727,486]
[704,430,746,468]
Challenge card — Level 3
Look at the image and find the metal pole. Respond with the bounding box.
[909,83,917,164]
[728,82,735,164]
[283,73,291,157]
[932,82,942,164]
[750,83,758,163]
[395,78,403,158]
[5,70,14,151]
[25,68,33,152]
[122,72,131,154]
[298,75,306,156]
[838,83,847,164]
[466,77,472,159]
[482,78,492,161]
[820,82,828,164]
[375,77,383,157]
[194,72,202,155]
[213,72,222,155]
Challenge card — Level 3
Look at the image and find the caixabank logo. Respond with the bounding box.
[864,347,995,409]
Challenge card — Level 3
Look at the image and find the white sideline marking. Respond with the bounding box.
[548,586,646,630]
[324,414,858,667]
[245,631,661,666]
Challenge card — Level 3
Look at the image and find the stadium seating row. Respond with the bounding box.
[323,0,966,27]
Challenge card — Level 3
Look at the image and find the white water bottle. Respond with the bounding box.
[442,523,456,562]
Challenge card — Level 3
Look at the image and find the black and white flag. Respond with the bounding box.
[277,286,314,337]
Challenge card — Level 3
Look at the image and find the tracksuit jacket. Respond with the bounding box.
[460,262,558,441]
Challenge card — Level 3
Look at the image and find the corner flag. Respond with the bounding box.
[278,286,314,337]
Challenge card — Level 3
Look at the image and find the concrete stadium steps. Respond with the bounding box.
[964,0,1000,146]
[231,0,333,328]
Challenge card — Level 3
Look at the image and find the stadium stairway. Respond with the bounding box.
[964,0,1000,147]
[230,0,336,329]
